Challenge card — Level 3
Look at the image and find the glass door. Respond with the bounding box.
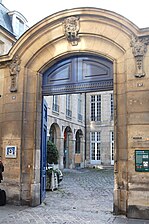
[90,132,101,164]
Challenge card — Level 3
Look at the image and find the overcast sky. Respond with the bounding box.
[3,0,149,28]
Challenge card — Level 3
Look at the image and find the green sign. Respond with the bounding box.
[135,150,149,172]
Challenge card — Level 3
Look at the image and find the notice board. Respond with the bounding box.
[135,150,149,172]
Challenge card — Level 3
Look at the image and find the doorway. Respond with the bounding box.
[41,53,114,201]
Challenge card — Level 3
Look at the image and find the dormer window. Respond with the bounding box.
[8,11,28,38]
[15,17,24,36]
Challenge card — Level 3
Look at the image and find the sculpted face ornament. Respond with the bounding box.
[130,35,149,78]
[9,55,21,92]
[63,16,80,46]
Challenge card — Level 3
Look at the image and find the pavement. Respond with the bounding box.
[0,168,149,224]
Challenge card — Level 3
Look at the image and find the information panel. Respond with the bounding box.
[135,150,149,172]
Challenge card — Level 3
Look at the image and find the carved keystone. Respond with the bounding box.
[63,16,80,46]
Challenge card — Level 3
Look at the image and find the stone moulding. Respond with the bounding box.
[63,16,80,46]
[130,35,149,78]
[9,55,21,92]
[42,79,113,95]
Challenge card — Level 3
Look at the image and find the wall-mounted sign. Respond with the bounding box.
[135,150,149,172]
[5,146,17,158]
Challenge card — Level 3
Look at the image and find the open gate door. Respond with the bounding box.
[40,98,48,203]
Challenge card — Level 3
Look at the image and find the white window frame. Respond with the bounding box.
[52,95,59,113]
[66,94,72,118]
[78,94,82,121]
[90,132,101,164]
[110,93,114,120]
[90,95,101,121]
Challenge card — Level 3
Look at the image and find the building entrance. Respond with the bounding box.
[1,7,149,219]
[42,54,114,198]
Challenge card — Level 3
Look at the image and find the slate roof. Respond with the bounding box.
[0,2,14,35]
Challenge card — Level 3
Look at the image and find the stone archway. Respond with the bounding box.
[0,7,149,219]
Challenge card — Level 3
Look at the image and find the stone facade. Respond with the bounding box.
[45,94,86,169]
[0,6,149,219]
[86,91,114,167]
[45,91,114,170]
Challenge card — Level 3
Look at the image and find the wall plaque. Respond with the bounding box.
[135,150,149,172]
[5,146,17,158]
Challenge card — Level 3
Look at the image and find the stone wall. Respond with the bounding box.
[0,7,149,219]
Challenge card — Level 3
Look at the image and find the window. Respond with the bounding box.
[110,93,114,120]
[66,94,72,118]
[78,94,82,121]
[52,95,59,113]
[90,95,101,121]
[15,17,24,36]
[110,131,114,165]
[90,132,101,161]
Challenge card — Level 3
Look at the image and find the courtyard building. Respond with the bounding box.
[45,93,86,169]
[86,91,114,167]
[45,90,114,170]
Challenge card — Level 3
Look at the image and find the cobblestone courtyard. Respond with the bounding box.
[0,168,149,224]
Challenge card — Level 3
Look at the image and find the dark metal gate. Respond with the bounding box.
[40,98,48,203]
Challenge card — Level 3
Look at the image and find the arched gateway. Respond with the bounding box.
[0,7,149,219]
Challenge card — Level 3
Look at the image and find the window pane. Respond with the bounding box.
[90,132,101,161]
[91,143,95,160]
[90,95,101,121]
[91,95,95,102]
[97,143,101,160]
[97,132,100,141]
[91,101,95,121]
[96,95,101,121]
[111,93,114,120]
[91,132,95,141]
[52,95,59,112]
[66,94,72,117]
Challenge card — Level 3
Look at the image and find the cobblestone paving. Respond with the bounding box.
[0,168,149,224]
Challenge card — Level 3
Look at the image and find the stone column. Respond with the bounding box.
[57,137,64,170]
[70,139,76,169]
[80,137,85,168]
